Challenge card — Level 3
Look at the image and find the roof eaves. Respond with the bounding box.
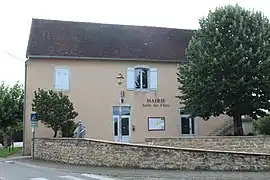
[27,55,186,63]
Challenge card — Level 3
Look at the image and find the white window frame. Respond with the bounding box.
[126,65,158,91]
[54,67,71,91]
[134,67,150,90]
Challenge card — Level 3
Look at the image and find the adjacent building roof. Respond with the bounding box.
[26,18,194,62]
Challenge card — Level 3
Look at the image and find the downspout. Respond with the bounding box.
[22,60,28,156]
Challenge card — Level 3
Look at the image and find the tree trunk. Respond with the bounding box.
[3,132,7,148]
[53,130,57,137]
[233,114,244,136]
[10,128,14,151]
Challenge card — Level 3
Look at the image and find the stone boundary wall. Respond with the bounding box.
[34,138,270,171]
[145,136,270,153]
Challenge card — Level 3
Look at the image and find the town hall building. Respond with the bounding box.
[23,18,232,155]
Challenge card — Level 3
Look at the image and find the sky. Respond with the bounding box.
[0,0,269,86]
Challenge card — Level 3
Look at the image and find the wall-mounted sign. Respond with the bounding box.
[142,98,170,108]
[148,117,165,131]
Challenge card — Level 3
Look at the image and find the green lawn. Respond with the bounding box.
[0,147,22,158]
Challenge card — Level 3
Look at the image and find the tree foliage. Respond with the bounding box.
[253,115,270,135]
[0,81,24,147]
[60,120,77,137]
[32,89,78,137]
[0,81,24,132]
[177,5,270,135]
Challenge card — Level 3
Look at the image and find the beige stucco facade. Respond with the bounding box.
[23,58,230,155]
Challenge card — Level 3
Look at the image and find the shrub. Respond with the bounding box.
[60,120,77,137]
[253,116,270,135]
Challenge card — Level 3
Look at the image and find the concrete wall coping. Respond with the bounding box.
[35,137,270,156]
[145,135,270,139]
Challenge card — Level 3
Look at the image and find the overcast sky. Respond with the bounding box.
[0,0,268,85]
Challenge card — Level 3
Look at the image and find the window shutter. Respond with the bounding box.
[54,69,62,90]
[126,67,135,90]
[54,68,70,91]
[149,68,158,90]
[61,69,70,90]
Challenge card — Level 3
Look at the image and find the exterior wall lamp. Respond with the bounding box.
[116,73,124,86]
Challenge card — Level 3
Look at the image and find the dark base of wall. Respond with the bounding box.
[33,157,270,172]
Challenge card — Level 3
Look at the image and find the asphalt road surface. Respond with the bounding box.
[1,158,270,180]
[0,161,120,180]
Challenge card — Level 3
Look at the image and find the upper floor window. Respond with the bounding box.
[54,67,70,91]
[126,66,157,91]
[135,68,149,89]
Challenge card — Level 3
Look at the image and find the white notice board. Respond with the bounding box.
[148,117,165,131]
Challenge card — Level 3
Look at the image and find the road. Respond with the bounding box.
[0,158,270,180]
[0,161,119,180]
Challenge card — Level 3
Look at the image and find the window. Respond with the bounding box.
[135,68,149,89]
[126,67,157,91]
[181,116,195,135]
[112,106,131,116]
[54,68,70,91]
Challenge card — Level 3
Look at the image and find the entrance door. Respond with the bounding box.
[181,115,195,136]
[112,106,131,143]
[113,116,131,142]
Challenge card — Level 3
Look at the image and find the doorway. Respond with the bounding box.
[112,106,131,142]
[181,114,196,136]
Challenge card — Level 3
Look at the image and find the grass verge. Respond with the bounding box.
[0,147,22,158]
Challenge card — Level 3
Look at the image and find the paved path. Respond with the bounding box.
[3,158,270,180]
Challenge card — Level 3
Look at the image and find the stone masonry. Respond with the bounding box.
[145,136,270,153]
[34,138,270,171]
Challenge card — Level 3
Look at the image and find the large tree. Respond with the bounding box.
[32,89,78,137]
[177,4,270,135]
[0,81,24,146]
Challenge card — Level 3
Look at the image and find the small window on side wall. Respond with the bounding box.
[126,67,157,91]
[54,68,70,91]
[148,117,165,131]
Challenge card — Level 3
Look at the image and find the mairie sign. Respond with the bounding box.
[30,113,38,128]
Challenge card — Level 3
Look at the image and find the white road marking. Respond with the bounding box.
[81,174,117,180]
[0,177,6,180]
[5,161,14,164]
[58,175,85,180]
[30,178,49,180]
